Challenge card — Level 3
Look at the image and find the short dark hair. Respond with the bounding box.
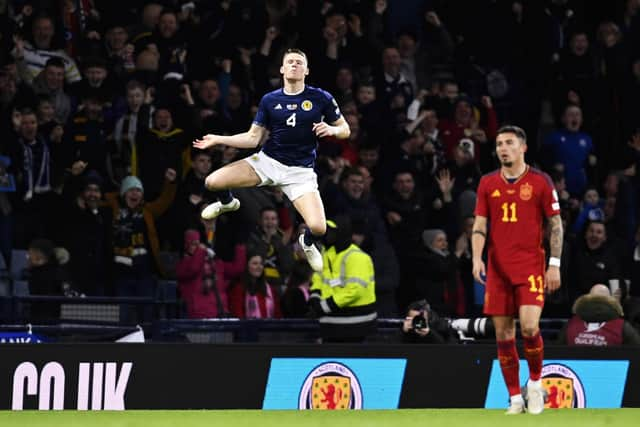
[28,238,56,264]
[82,56,108,70]
[408,299,431,312]
[190,149,211,160]
[259,206,278,217]
[126,80,146,92]
[496,125,527,143]
[358,143,380,152]
[45,57,65,69]
[20,107,37,118]
[339,167,363,184]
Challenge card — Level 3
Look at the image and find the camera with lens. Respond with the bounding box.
[411,311,428,330]
[459,138,473,152]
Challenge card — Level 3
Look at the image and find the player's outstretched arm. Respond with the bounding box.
[313,116,351,139]
[193,124,266,150]
[545,214,563,292]
[471,215,488,284]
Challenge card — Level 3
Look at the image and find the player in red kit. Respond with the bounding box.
[472,125,563,415]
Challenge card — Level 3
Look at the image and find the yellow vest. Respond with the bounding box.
[311,243,376,309]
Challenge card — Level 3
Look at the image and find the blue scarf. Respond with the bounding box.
[22,137,50,201]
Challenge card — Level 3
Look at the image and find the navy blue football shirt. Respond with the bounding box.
[253,85,342,167]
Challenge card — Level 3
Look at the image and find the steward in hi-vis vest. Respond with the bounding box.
[308,215,376,342]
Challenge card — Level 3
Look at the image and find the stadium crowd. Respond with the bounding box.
[0,0,639,333]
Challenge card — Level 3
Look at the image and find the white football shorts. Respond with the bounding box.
[244,151,319,201]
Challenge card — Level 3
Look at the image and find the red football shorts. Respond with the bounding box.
[483,261,545,316]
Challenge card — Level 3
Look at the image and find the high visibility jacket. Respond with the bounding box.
[310,243,377,338]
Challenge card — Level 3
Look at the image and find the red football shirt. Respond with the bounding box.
[474,166,560,282]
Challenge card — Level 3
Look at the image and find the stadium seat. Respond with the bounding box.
[158,251,180,280]
[157,280,178,302]
[10,249,29,280]
[12,280,30,297]
[0,276,9,297]
[0,254,9,296]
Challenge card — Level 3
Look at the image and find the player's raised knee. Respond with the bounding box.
[204,175,221,191]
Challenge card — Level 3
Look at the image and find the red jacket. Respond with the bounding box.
[438,108,498,161]
[176,244,246,318]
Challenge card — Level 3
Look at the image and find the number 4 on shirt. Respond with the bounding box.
[286,112,296,127]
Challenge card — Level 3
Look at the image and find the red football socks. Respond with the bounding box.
[497,338,521,396]
[523,332,544,381]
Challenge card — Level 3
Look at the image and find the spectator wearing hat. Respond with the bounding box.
[104,169,176,315]
[176,228,246,319]
[558,284,640,346]
[308,215,377,343]
[57,171,113,296]
[70,57,118,108]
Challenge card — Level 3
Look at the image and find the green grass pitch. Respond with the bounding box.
[0,409,638,427]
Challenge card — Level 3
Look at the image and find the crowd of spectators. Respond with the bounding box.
[0,0,639,330]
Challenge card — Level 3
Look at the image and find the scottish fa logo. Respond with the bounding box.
[298,362,362,410]
[541,363,586,408]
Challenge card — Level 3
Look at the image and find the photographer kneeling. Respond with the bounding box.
[401,299,496,343]
[401,300,447,343]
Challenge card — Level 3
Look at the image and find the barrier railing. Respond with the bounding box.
[0,294,568,343]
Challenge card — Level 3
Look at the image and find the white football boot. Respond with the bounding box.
[201,198,240,220]
[298,234,323,272]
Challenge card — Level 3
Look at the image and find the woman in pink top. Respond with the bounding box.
[176,229,246,318]
[228,253,281,319]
